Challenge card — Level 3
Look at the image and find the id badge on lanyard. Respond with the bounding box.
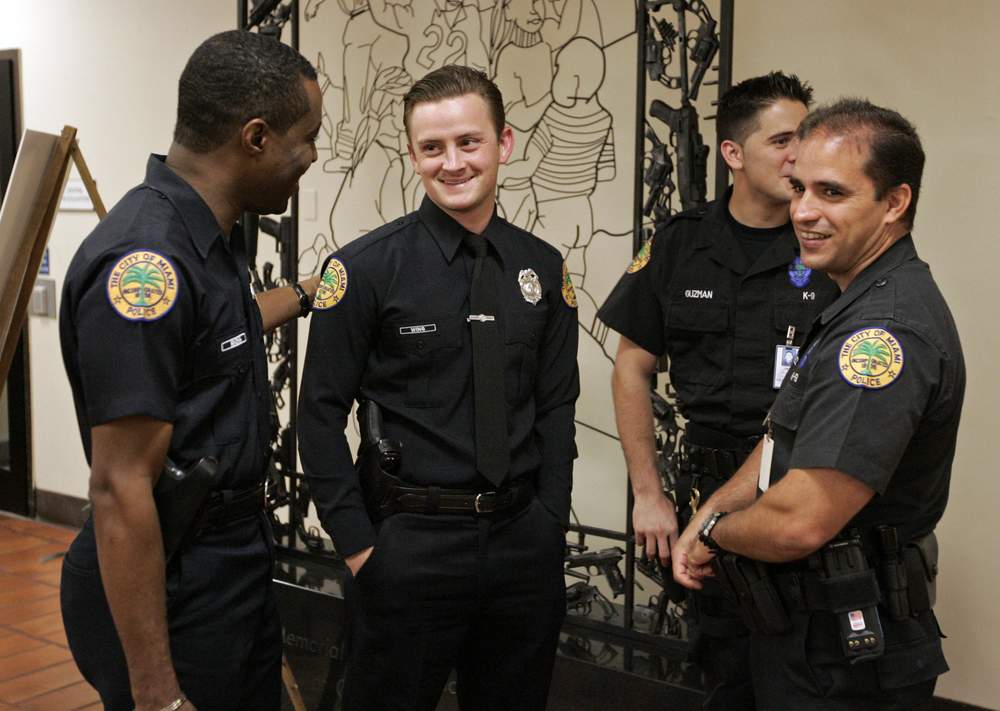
[773,325,799,390]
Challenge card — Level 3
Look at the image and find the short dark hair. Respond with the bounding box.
[403,65,505,139]
[174,30,317,153]
[716,71,813,145]
[797,99,924,229]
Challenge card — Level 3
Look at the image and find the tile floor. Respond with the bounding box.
[0,513,98,710]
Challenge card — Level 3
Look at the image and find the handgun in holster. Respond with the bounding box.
[818,537,885,663]
[712,553,791,635]
[876,526,939,621]
[356,399,403,521]
[154,456,220,564]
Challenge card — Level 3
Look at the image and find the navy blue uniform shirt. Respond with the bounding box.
[298,197,580,556]
[598,189,839,441]
[767,235,965,543]
[60,155,272,490]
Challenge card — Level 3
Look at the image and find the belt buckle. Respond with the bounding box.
[474,492,494,514]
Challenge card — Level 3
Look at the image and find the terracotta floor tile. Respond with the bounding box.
[42,628,68,649]
[0,545,66,576]
[19,680,100,710]
[25,569,62,589]
[0,535,48,557]
[0,644,72,682]
[10,612,64,637]
[0,660,83,703]
[0,633,47,659]
[0,596,61,626]
[0,586,57,610]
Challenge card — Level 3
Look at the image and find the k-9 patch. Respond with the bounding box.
[838,328,904,389]
[313,257,348,310]
[106,249,179,322]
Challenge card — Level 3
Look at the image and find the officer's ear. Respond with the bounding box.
[882,183,912,227]
[720,139,743,172]
[241,119,269,156]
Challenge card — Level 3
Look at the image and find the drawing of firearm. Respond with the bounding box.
[649,99,709,211]
[565,547,627,598]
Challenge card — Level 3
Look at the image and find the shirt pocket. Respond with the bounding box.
[664,300,729,386]
[773,300,821,346]
[504,311,547,403]
[385,317,461,408]
[190,323,252,445]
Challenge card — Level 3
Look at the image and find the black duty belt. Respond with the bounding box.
[200,484,265,528]
[382,479,533,517]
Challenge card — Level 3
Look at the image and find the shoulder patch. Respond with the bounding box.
[561,262,578,309]
[314,257,349,310]
[626,239,652,274]
[106,249,179,322]
[788,256,812,288]
[838,328,904,389]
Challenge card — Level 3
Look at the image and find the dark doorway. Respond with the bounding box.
[0,49,33,517]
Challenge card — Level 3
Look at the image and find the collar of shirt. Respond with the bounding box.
[144,154,226,260]
[819,234,917,325]
[690,186,799,276]
[417,195,512,268]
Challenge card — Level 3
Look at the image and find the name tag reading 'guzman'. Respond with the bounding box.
[399,324,437,335]
[221,332,247,352]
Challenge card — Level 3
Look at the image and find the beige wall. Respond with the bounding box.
[1,0,998,706]
[735,2,1000,707]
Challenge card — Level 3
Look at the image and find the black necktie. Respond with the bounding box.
[463,233,509,486]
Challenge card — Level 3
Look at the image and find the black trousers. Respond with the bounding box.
[342,495,567,711]
[60,513,282,711]
[750,608,946,710]
[678,489,755,711]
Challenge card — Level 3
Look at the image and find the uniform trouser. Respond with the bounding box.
[750,608,946,710]
[342,495,567,711]
[60,512,282,711]
[678,501,755,711]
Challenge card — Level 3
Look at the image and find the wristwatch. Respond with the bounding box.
[698,511,728,554]
[291,282,311,318]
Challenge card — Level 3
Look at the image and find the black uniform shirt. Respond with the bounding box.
[60,155,272,490]
[598,190,839,440]
[767,236,965,542]
[298,197,580,556]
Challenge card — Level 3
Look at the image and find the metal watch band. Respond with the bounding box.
[698,510,728,554]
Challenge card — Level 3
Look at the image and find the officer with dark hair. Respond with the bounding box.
[674,99,964,709]
[59,30,322,711]
[598,71,837,710]
[298,64,579,710]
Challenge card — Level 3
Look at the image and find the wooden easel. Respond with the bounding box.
[0,125,104,384]
[0,126,311,711]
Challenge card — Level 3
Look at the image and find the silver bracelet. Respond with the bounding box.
[156,698,187,711]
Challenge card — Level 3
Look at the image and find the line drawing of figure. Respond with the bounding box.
[500,36,618,359]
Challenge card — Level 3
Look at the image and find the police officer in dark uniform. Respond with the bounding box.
[58,31,322,711]
[298,65,579,710]
[675,99,964,709]
[598,73,836,709]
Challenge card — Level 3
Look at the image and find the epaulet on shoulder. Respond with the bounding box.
[507,221,563,261]
[659,205,708,228]
[335,214,415,261]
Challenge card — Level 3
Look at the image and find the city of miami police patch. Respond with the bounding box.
[106,249,178,322]
[562,262,577,309]
[626,238,652,273]
[838,328,904,389]
[313,257,348,310]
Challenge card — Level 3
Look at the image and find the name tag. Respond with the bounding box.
[221,332,247,352]
[399,323,437,335]
[758,433,774,493]
[773,344,799,389]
